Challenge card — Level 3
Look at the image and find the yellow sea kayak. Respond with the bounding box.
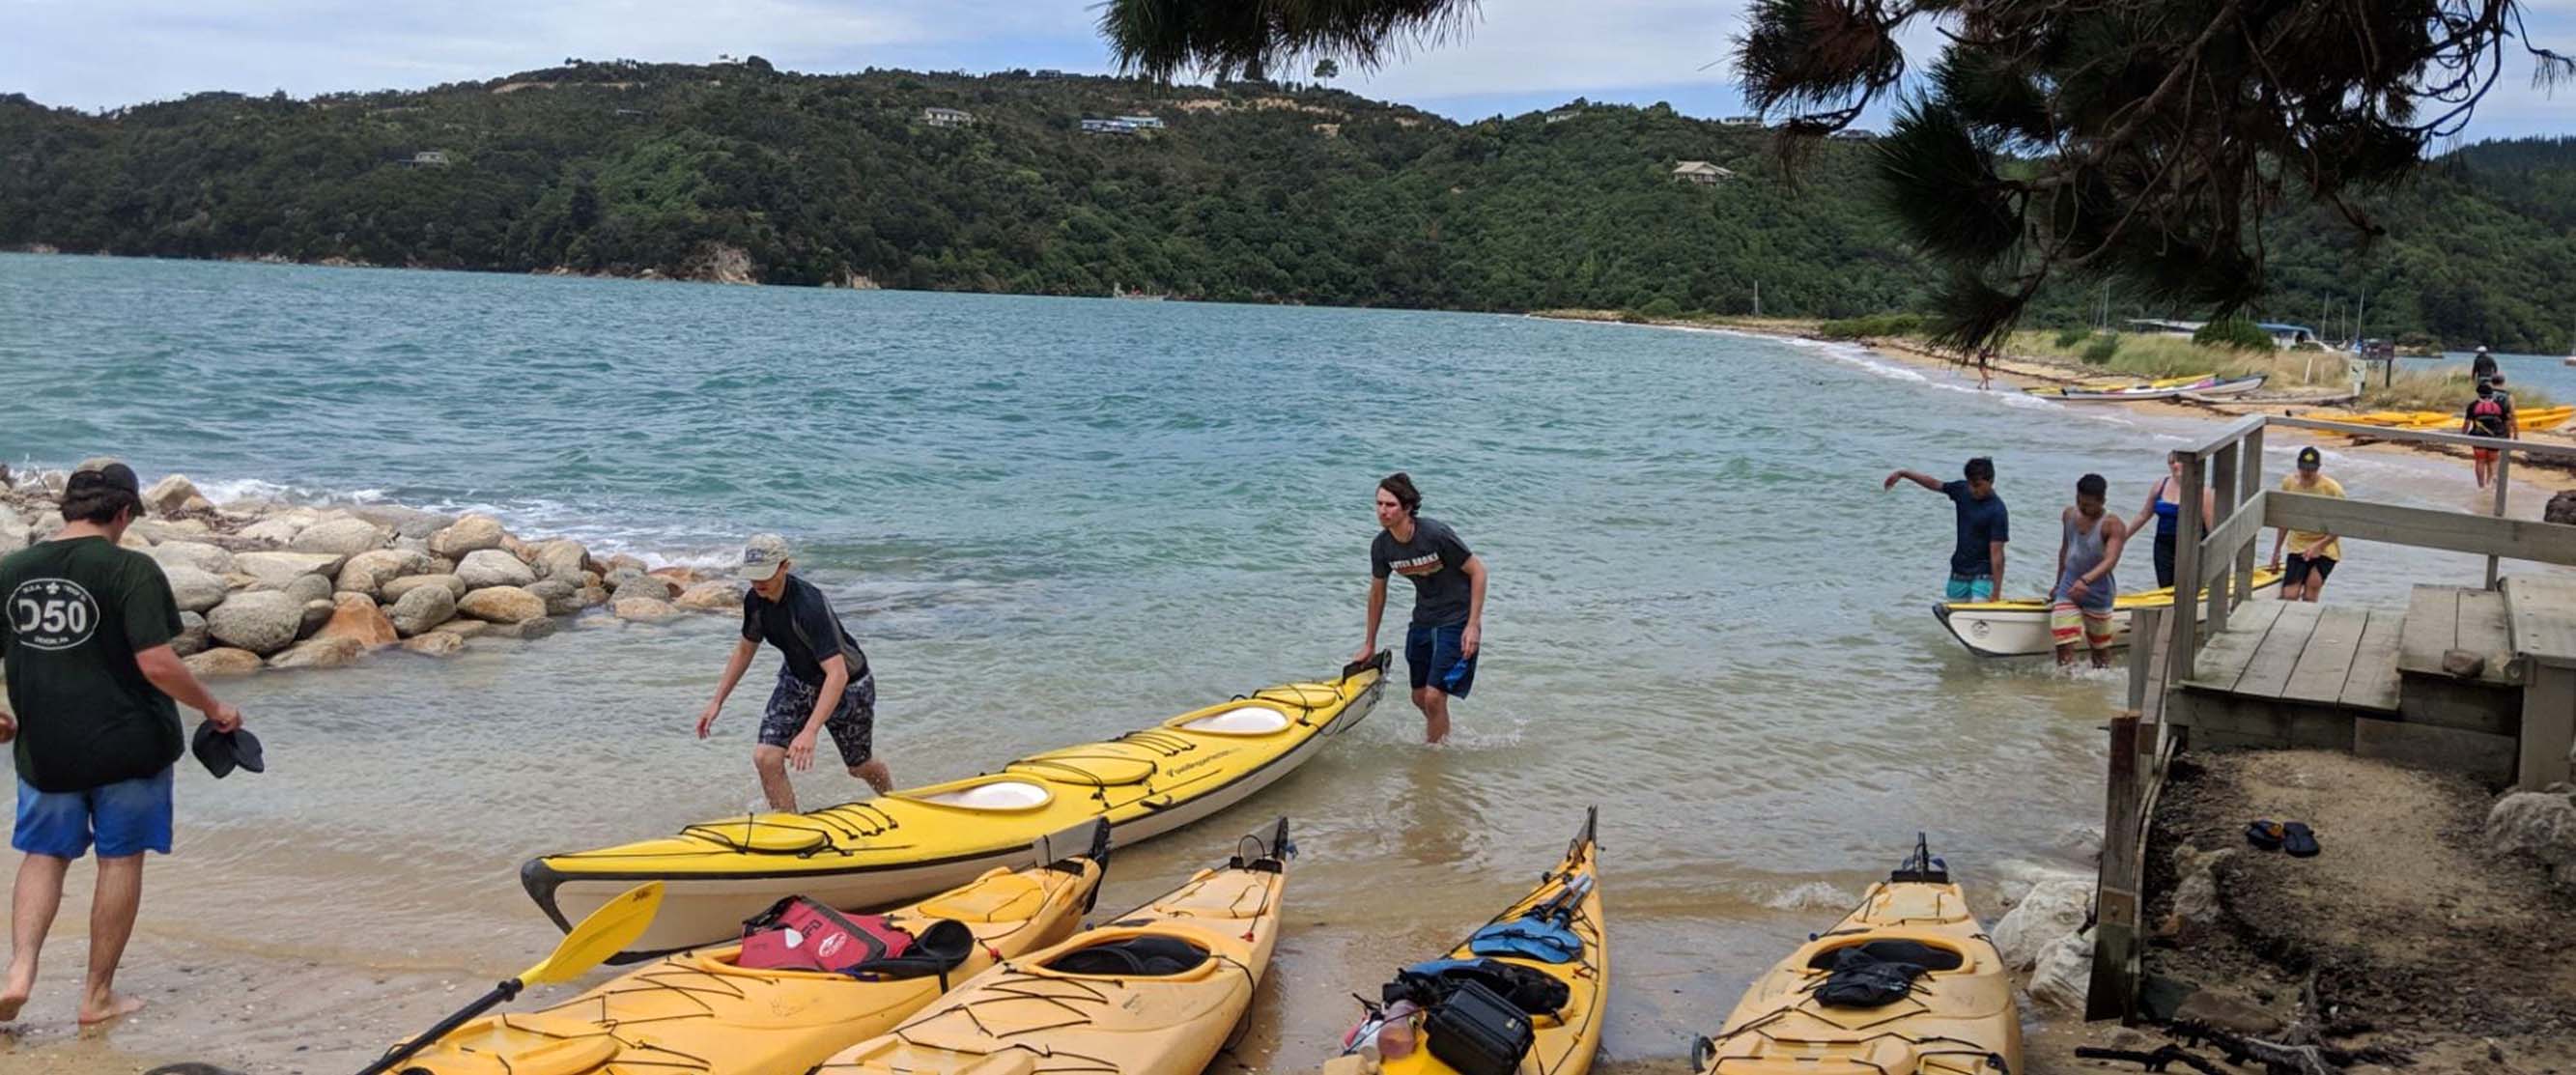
[385,829,1109,1075]
[1324,809,1605,1075]
[2331,405,2572,433]
[1693,837,2022,1075]
[817,819,1295,1075]
[524,656,1385,960]
[1933,568,2283,657]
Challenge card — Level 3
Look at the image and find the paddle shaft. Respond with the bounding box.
[354,977,524,1075]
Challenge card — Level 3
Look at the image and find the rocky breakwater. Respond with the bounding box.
[0,462,747,679]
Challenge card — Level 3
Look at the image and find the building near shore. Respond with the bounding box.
[1672,160,1736,184]
[921,107,975,128]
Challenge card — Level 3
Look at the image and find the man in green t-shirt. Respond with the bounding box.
[0,463,243,1026]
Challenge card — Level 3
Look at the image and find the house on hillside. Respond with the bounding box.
[1544,109,1579,124]
[1720,115,1762,127]
[1828,128,1879,141]
[1114,114,1164,129]
[1672,160,1736,184]
[1081,117,1140,135]
[404,150,452,167]
[922,106,976,127]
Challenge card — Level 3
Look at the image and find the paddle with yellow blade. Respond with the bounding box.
[354,881,664,1075]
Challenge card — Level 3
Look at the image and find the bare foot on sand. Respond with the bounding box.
[0,973,32,1023]
[77,991,144,1025]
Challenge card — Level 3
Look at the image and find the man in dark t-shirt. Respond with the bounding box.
[1355,472,1488,745]
[694,533,888,812]
[1,463,243,1026]
[1884,456,2010,601]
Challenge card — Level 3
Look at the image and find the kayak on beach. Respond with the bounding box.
[382,826,1109,1075]
[1934,569,2285,657]
[1691,836,2022,1075]
[2326,404,2573,434]
[815,819,1295,1075]
[1323,808,1605,1075]
[2025,374,2267,401]
[523,656,1386,961]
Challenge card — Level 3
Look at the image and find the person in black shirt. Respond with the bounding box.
[694,533,888,812]
[1354,473,1487,745]
[1,463,243,1026]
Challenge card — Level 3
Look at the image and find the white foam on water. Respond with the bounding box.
[1763,880,1860,911]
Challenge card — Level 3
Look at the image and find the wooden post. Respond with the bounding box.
[2168,453,2208,687]
[2209,440,2240,633]
[2488,450,2512,591]
[2523,667,2576,792]
[2088,712,2144,1022]
[2237,426,2264,603]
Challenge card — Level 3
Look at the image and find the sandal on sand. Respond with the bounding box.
[2282,822,2320,858]
[2245,819,2285,851]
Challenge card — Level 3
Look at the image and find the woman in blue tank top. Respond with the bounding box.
[2128,451,2213,589]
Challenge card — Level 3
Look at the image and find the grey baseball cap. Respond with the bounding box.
[738,533,791,581]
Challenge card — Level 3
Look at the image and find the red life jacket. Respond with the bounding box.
[736,895,915,974]
[2470,396,2506,433]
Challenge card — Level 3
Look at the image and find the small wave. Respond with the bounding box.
[1763,880,1860,911]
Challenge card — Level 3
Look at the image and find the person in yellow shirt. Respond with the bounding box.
[2267,446,2345,602]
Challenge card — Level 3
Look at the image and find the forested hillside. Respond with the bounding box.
[3,61,2569,351]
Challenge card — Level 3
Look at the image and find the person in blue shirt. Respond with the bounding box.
[1883,457,2009,601]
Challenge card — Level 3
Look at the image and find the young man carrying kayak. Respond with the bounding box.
[1,463,245,1026]
[694,534,890,812]
[1883,457,2009,601]
[1354,473,1487,746]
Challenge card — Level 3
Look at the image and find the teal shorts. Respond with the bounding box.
[1945,574,1996,602]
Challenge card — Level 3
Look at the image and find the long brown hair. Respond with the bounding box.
[1378,471,1423,517]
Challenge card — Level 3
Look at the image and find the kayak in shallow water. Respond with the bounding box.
[1933,569,2284,657]
[522,656,1384,961]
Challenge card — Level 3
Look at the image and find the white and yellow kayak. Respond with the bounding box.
[1933,569,2283,657]
[817,818,1295,1075]
[1693,836,2022,1075]
[382,827,1110,1075]
[524,657,1384,960]
[1325,809,1605,1075]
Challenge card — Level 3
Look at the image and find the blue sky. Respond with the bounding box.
[11,0,2575,138]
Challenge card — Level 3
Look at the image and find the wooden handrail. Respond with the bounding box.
[2267,415,2576,461]
[2261,491,2576,565]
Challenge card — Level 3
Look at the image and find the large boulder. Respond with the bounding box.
[297,599,337,639]
[485,615,560,640]
[2159,845,2234,941]
[336,549,429,600]
[527,580,583,617]
[160,563,230,614]
[131,518,212,543]
[674,580,745,611]
[578,585,609,609]
[0,505,25,553]
[428,514,507,558]
[2488,792,2576,884]
[612,572,676,602]
[457,549,537,590]
[291,517,385,556]
[316,593,400,650]
[204,591,302,656]
[382,574,467,604]
[348,504,454,540]
[183,647,265,678]
[141,474,203,517]
[236,518,304,547]
[2547,489,2576,527]
[29,511,64,542]
[429,619,491,640]
[232,552,347,591]
[1992,877,2094,972]
[119,530,153,552]
[270,636,364,670]
[172,611,210,658]
[2026,928,2094,1011]
[601,552,648,577]
[612,596,679,624]
[281,572,334,608]
[151,540,235,577]
[457,586,547,624]
[529,539,591,582]
[401,632,467,658]
[389,584,458,637]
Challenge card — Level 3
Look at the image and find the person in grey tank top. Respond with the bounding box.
[2050,473,2130,668]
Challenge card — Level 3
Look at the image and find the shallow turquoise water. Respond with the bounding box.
[0,253,2543,1068]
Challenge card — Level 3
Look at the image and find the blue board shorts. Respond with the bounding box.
[14,768,175,860]
[1945,574,1996,602]
[1404,622,1479,698]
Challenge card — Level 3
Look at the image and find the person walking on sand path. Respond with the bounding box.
[2463,376,2517,490]
[1884,457,2009,601]
[694,533,890,812]
[1,463,244,1026]
[2268,447,2346,602]
[2128,451,2216,589]
[2051,473,2129,668]
[1354,472,1487,746]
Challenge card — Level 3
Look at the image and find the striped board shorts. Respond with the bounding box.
[2050,603,2115,650]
